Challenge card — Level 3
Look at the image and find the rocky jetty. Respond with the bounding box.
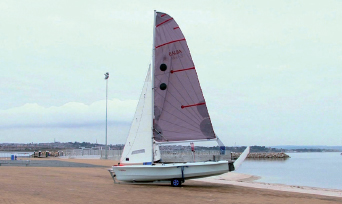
[232,152,290,160]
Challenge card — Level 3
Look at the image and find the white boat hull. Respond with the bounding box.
[112,161,229,182]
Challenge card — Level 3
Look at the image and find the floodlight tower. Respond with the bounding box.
[104,72,109,159]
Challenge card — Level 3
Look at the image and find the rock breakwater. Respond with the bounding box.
[232,152,290,160]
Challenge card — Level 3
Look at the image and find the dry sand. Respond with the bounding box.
[0,158,341,204]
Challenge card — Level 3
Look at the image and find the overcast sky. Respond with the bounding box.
[1,0,341,146]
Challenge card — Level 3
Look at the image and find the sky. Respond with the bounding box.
[0,0,341,146]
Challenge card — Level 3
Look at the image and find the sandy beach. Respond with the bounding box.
[0,158,341,204]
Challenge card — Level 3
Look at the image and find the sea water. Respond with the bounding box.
[236,152,342,190]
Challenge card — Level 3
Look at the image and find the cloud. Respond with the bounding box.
[0,98,137,129]
[0,98,138,144]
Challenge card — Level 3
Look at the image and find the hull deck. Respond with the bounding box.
[112,161,229,182]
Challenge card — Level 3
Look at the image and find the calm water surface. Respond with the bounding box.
[236,152,342,190]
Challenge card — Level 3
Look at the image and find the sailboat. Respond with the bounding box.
[110,11,250,187]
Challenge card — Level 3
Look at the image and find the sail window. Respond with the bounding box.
[160,64,167,71]
[160,83,167,90]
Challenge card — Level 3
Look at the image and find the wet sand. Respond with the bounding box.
[0,158,341,204]
[196,172,342,198]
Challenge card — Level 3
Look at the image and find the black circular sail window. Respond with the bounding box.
[160,83,167,90]
[160,64,167,71]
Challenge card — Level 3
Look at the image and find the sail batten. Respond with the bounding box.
[153,12,216,142]
[171,67,195,73]
[155,38,186,48]
[156,18,174,27]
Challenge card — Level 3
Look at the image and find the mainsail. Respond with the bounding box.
[120,68,153,164]
[153,12,216,142]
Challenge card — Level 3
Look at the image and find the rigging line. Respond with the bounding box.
[153,128,169,141]
[158,118,202,133]
[154,91,201,129]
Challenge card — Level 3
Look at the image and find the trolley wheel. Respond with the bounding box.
[171,179,182,187]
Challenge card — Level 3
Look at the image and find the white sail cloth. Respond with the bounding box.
[120,68,153,164]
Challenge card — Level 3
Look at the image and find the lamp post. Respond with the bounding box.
[104,72,109,159]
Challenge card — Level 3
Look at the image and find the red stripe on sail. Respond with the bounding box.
[171,67,195,74]
[156,18,173,27]
[181,102,205,109]
[173,26,179,30]
[161,14,166,17]
[155,38,185,48]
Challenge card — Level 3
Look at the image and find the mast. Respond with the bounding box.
[151,10,156,163]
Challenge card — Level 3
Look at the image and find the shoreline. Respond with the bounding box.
[194,172,342,198]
